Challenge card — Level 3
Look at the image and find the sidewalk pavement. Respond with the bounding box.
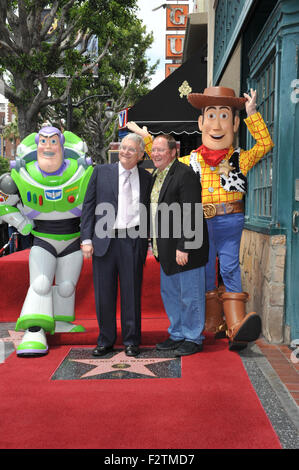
[239,338,299,448]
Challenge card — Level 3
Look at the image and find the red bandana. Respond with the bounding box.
[196,145,230,167]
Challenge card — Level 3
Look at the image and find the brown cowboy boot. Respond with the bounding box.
[205,289,226,338]
[220,292,261,351]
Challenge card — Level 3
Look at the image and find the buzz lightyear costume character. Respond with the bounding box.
[0,126,93,356]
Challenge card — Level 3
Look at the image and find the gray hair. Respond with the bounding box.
[122,133,145,153]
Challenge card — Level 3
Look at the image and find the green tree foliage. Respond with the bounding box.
[73,19,157,163]
[0,156,10,176]
[0,0,157,155]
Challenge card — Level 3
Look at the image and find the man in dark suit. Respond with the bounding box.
[80,133,152,357]
[150,134,209,356]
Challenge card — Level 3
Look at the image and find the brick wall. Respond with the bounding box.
[240,230,286,343]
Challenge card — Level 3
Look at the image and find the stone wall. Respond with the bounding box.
[239,230,286,343]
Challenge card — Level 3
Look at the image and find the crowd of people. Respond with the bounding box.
[0,86,274,358]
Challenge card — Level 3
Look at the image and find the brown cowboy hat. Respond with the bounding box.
[188,86,247,110]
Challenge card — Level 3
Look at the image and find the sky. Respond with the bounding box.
[135,0,167,89]
[135,0,192,90]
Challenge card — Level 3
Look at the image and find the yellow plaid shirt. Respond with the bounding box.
[144,112,274,205]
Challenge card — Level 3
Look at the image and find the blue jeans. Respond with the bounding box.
[160,265,206,344]
[205,213,244,292]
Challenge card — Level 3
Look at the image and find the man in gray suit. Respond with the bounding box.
[80,134,152,357]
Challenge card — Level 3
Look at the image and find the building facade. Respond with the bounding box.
[185,0,299,343]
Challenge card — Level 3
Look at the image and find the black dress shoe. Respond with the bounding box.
[125,345,140,357]
[92,345,113,357]
[156,338,184,351]
[174,341,203,357]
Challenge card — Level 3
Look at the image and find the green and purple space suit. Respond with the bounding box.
[0,127,93,356]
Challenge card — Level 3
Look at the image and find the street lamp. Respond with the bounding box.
[104,101,114,119]
[152,3,171,12]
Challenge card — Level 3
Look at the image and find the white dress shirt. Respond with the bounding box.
[114,163,140,229]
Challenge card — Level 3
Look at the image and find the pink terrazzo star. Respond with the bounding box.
[2,330,24,348]
[71,350,175,378]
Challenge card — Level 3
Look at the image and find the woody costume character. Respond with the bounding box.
[127,87,274,351]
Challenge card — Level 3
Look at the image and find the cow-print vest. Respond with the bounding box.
[189,147,247,194]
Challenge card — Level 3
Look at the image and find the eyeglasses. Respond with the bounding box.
[151,147,169,154]
[119,145,138,154]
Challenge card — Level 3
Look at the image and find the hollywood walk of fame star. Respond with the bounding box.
[2,330,24,348]
[70,350,176,378]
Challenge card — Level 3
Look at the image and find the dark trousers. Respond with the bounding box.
[92,236,143,347]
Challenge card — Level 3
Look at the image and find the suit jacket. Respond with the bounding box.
[80,162,152,263]
[152,158,209,275]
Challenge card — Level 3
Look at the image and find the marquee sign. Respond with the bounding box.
[165,34,185,60]
[164,2,189,79]
[165,63,181,77]
[166,4,189,30]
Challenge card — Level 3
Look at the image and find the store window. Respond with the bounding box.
[246,53,276,225]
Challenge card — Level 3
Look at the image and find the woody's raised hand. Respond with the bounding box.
[126,121,149,138]
[244,88,257,117]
